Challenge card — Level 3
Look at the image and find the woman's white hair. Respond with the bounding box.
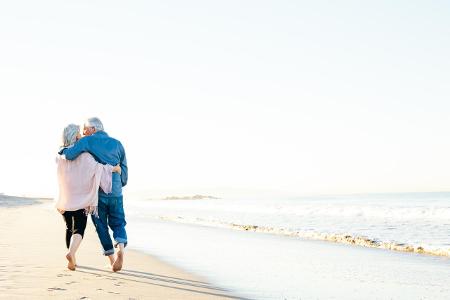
[62,124,80,147]
[85,117,104,131]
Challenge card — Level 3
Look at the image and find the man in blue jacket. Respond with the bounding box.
[60,117,128,272]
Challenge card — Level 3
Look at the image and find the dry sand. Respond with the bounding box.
[0,195,239,299]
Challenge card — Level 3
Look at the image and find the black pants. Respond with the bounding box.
[62,209,87,249]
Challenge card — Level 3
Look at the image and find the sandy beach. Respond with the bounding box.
[3,194,450,299]
[0,195,238,299]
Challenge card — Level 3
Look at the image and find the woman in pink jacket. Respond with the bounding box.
[55,124,121,271]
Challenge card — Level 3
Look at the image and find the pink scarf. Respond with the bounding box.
[55,152,113,212]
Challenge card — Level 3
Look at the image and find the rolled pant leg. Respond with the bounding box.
[91,197,114,256]
[108,196,128,247]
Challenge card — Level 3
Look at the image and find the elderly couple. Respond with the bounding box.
[55,117,128,272]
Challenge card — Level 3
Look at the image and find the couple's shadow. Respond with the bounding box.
[76,265,252,299]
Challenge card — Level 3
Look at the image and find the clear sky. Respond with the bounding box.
[1,1,449,197]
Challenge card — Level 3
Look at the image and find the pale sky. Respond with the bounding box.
[1,1,449,197]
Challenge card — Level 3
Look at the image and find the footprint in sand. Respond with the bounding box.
[48,287,67,291]
[107,291,120,295]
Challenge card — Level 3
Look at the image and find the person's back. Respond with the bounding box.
[56,152,113,211]
[63,131,127,197]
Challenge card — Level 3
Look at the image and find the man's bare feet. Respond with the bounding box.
[66,253,76,271]
[107,254,115,269]
[112,250,123,272]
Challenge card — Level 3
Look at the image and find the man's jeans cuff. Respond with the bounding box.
[104,248,115,256]
[114,237,128,248]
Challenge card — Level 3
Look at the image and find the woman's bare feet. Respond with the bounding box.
[66,234,82,270]
[66,253,76,271]
[112,250,123,272]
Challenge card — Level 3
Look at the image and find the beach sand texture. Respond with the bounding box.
[0,195,237,299]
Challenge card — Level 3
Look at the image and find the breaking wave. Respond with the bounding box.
[159,215,450,257]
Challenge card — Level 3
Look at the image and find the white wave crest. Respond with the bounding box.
[159,215,450,257]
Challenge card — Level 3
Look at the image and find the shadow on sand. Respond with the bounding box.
[76,265,254,300]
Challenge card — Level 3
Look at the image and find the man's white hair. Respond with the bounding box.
[62,124,80,147]
[85,117,104,131]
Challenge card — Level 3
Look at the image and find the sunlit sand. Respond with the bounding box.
[0,195,236,299]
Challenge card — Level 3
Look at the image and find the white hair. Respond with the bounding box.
[85,117,104,131]
[62,124,80,147]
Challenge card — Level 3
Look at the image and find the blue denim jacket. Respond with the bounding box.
[59,131,128,197]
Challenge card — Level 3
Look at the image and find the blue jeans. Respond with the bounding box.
[91,195,128,256]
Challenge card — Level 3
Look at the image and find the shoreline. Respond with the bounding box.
[158,215,450,258]
[5,194,450,299]
[0,195,240,299]
[128,215,450,300]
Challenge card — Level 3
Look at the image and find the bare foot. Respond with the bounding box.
[112,250,123,272]
[105,254,115,270]
[66,253,76,271]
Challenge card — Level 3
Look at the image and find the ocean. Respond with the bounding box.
[125,192,450,299]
